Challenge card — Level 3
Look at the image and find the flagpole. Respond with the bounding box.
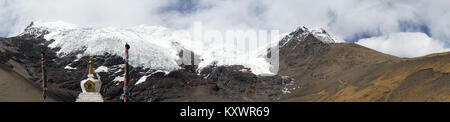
[40,51,47,102]
[123,43,131,102]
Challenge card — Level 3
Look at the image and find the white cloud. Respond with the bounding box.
[356,32,449,57]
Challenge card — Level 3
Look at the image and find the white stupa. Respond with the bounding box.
[76,56,104,102]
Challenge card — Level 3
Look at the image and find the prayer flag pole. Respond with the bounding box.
[123,43,131,102]
[40,51,48,102]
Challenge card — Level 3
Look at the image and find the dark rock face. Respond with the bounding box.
[199,65,284,101]
[0,35,288,102]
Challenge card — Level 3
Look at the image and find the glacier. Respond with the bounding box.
[20,21,276,75]
[21,21,187,72]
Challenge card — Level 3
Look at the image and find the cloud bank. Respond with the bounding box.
[356,32,449,57]
[1,0,449,57]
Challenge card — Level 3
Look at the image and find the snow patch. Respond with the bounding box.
[74,54,83,61]
[135,70,169,85]
[150,70,169,76]
[114,69,123,74]
[94,66,108,73]
[135,76,148,85]
[113,76,124,82]
[281,76,295,94]
[113,76,124,86]
[239,68,249,72]
[64,65,77,70]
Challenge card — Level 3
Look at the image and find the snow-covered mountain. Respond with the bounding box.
[20,21,182,72]
[280,26,335,48]
[20,21,338,75]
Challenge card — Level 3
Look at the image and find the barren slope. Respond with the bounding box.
[278,37,450,102]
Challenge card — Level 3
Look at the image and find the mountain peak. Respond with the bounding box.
[310,28,335,43]
[280,26,335,47]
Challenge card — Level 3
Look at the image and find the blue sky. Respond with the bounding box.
[1,0,450,57]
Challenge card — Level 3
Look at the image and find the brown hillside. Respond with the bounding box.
[279,42,450,102]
